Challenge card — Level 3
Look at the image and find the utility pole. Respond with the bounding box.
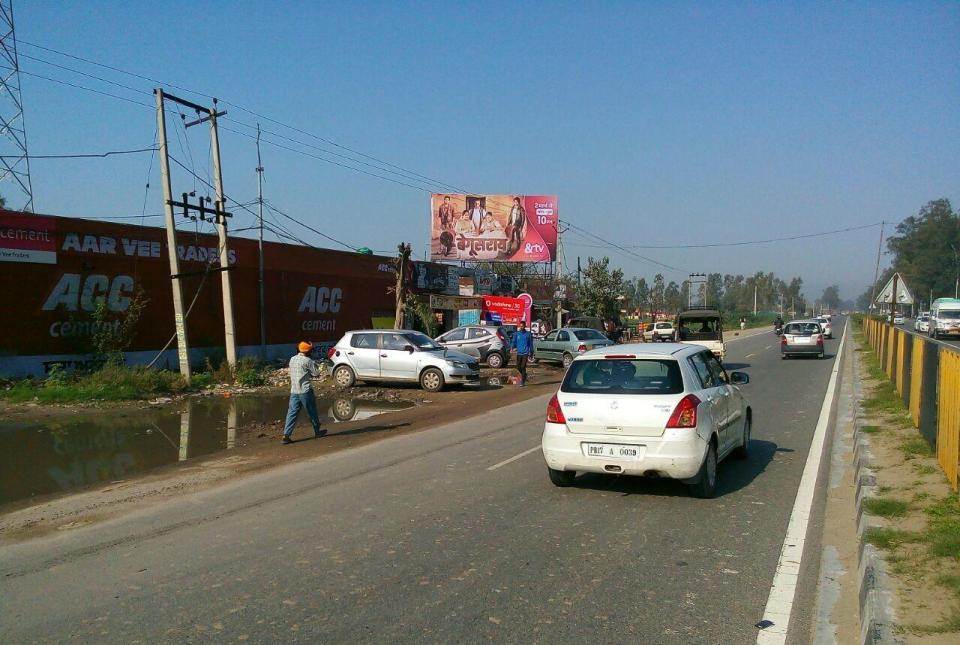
[889,273,899,325]
[577,256,581,286]
[556,237,564,330]
[256,124,266,360]
[206,99,238,369]
[155,89,192,382]
[869,221,885,311]
[753,284,757,316]
[394,243,411,328]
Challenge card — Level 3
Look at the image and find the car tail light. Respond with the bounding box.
[781,336,788,346]
[817,336,824,347]
[496,329,505,341]
[577,343,587,352]
[546,394,566,424]
[666,394,701,428]
[327,346,337,359]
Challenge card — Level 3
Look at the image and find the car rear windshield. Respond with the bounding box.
[939,310,960,320]
[573,329,606,341]
[785,323,820,335]
[561,359,683,395]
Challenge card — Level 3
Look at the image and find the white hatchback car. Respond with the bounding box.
[541,344,752,498]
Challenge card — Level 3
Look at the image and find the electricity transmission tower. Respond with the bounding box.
[0,1,33,211]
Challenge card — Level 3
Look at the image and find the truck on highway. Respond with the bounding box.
[675,308,725,360]
[929,298,960,339]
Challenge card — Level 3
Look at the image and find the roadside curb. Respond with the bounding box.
[851,350,902,644]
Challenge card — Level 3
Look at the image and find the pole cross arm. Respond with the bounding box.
[184,110,227,129]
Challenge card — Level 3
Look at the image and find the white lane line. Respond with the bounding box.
[487,446,540,471]
[756,322,847,644]
[745,353,756,358]
[765,345,772,350]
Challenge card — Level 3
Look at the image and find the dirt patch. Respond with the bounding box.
[0,363,561,544]
[855,332,960,641]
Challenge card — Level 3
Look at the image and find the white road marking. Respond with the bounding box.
[487,446,541,471]
[756,323,847,644]
[745,353,756,358]
[765,345,772,350]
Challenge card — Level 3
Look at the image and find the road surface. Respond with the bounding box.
[1,324,846,643]
[895,320,960,349]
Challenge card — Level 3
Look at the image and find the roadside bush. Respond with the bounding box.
[0,364,187,403]
[234,357,266,387]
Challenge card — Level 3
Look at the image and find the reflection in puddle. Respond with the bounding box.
[0,394,412,506]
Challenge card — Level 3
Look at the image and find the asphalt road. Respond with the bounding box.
[895,320,960,349]
[0,325,845,644]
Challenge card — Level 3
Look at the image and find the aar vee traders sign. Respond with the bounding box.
[430,194,557,263]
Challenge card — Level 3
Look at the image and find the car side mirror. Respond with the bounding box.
[404,345,415,353]
[730,371,749,384]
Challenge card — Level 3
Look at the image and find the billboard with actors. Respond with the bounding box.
[430,194,558,263]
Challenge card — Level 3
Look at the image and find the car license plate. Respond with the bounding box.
[794,337,810,344]
[582,443,643,460]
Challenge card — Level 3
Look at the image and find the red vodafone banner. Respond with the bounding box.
[429,194,558,263]
[481,295,529,326]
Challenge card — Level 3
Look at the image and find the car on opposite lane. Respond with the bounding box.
[329,330,479,392]
[534,327,615,368]
[780,320,826,359]
[541,343,752,498]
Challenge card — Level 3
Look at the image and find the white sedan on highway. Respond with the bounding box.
[541,344,752,498]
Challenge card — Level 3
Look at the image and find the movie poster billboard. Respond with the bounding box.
[430,194,557,263]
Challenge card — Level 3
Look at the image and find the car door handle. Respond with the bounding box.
[347,351,355,355]
[380,354,388,358]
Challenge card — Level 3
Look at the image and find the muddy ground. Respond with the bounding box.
[0,362,563,544]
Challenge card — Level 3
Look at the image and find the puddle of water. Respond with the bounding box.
[0,394,411,506]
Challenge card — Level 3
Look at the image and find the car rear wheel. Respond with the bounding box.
[689,442,718,499]
[486,351,504,369]
[420,367,445,392]
[733,416,751,460]
[333,365,356,388]
[818,351,825,359]
[562,353,574,369]
[548,467,576,487]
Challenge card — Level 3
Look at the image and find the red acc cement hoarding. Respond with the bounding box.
[0,209,396,376]
[429,194,557,263]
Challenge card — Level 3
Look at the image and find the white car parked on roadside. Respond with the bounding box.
[541,343,752,498]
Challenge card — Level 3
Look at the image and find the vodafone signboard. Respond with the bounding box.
[0,214,57,264]
[481,295,530,326]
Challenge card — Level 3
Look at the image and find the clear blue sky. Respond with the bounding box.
[15,1,959,301]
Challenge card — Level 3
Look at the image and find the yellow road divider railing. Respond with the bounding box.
[861,317,960,490]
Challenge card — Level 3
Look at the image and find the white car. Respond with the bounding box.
[329,330,480,392]
[541,344,752,498]
[643,321,675,342]
[915,314,930,333]
[893,314,905,325]
[815,317,833,339]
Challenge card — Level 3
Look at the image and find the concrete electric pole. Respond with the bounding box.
[207,100,238,369]
[256,124,266,360]
[154,89,192,382]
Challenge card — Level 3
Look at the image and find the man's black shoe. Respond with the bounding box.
[315,429,328,438]
[281,436,293,445]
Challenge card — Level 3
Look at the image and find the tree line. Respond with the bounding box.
[856,199,960,311]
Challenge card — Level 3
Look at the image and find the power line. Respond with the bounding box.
[5,65,153,108]
[16,40,472,194]
[0,146,157,159]
[562,221,686,274]
[611,221,884,249]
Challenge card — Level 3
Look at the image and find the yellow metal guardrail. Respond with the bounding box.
[861,317,960,490]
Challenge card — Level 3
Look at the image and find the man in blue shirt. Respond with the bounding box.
[510,320,535,386]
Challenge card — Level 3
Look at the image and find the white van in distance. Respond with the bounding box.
[929,298,960,339]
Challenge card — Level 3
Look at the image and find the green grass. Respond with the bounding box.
[864,497,910,518]
[937,574,960,595]
[860,425,882,434]
[913,463,938,476]
[925,496,960,558]
[0,357,274,404]
[864,527,917,550]
[863,380,905,414]
[901,611,960,635]
[901,437,935,458]
[0,364,188,403]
